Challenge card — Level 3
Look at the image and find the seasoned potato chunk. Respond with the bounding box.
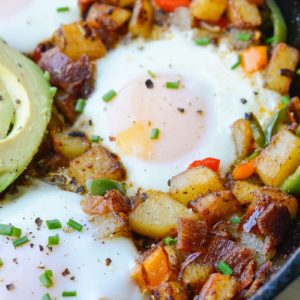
[169,166,224,206]
[53,22,106,61]
[196,273,238,300]
[265,43,299,94]
[129,191,195,239]
[152,282,188,300]
[69,146,126,185]
[191,0,228,22]
[229,180,260,204]
[255,130,300,187]
[189,191,240,225]
[231,119,253,159]
[228,0,262,28]
[129,0,153,38]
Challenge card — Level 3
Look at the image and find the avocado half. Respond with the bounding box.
[0,39,53,192]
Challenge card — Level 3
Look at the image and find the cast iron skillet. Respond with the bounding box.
[250,1,300,299]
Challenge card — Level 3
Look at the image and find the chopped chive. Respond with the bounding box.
[91,135,100,143]
[281,96,290,105]
[231,54,241,70]
[230,217,241,224]
[62,291,77,297]
[75,99,86,113]
[39,270,53,288]
[217,261,233,275]
[163,237,177,246]
[46,219,62,230]
[147,70,156,79]
[56,6,70,13]
[297,68,300,76]
[150,128,160,140]
[50,87,57,98]
[48,235,60,246]
[265,36,276,44]
[67,219,83,232]
[87,178,126,196]
[102,90,117,102]
[0,224,13,236]
[195,37,211,46]
[235,32,253,42]
[165,80,180,89]
[42,293,52,300]
[0,258,3,267]
[43,71,50,81]
[13,236,29,248]
[11,227,22,238]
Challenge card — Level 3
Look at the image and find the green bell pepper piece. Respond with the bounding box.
[281,165,300,196]
[87,179,126,196]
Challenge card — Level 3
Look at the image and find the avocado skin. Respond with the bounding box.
[0,39,53,192]
[281,165,300,197]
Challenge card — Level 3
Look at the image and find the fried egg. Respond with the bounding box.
[0,0,79,53]
[0,181,143,300]
[79,30,282,192]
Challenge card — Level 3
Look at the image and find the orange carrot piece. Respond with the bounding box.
[143,246,171,289]
[155,0,190,12]
[242,46,268,73]
[232,160,256,180]
[131,263,148,292]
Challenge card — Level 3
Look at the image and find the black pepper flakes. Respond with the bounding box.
[39,245,44,252]
[196,110,203,115]
[280,68,294,78]
[145,79,154,89]
[105,258,112,266]
[6,284,15,291]
[35,217,43,229]
[240,98,247,104]
[0,95,3,101]
[62,268,70,276]
[177,108,185,113]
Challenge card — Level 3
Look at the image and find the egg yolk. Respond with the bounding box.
[106,75,210,162]
[0,0,32,18]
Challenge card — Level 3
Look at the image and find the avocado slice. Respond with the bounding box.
[0,39,53,192]
[281,164,300,197]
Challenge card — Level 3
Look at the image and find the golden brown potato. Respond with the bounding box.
[189,191,241,225]
[169,166,224,206]
[255,129,300,187]
[229,180,260,205]
[129,191,196,239]
[53,22,106,61]
[265,43,299,94]
[190,0,228,22]
[129,0,153,38]
[51,130,91,160]
[152,282,188,300]
[231,119,254,159]
[227,0,262,28]
[68,145,126,185]
[100,0,135,7]
[196,273,238,300]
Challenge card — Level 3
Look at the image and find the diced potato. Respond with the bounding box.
[196,273,238,300]
[227,0,262,28]
[189,191,240,225]
[255,129,300,187]
[68,145,126,185]
[129,0,153,38]
[169,166,224,206]
[129,191,196,239]
[53,22,106,61]
[99,0,135,7]
[152,282,188,300]
[51,130,91,160]
[229,180,260,204]
[265,43,299,94]
[190,0,228,22]
[231,119,253,159]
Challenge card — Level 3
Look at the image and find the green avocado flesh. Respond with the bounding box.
[0,39,53,192]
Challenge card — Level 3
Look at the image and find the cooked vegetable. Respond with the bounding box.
[255,129,300,187]
[102,90,117,102]
[229,180,260,204]
[129,191,195,239]
[169,166,224,206]
[87,179,126,196]
[217,261,233,275]
[152,282,188,300]
[232,160,256,180]
[241,46,268,72]
[245,112,265,148]
[188,158,220,173]
[190,0,228,22]
[131,264,148,292]
[281,165,300,196]
[264,43,299,94]
[155,0,190,12]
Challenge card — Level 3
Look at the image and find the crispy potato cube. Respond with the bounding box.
[228,0,262,28]
[129,0,154,38]
[129,191,195,239]
[152,281,188,300]
[265,43,299,94]
[189,191,240,225]
[229,180,260,204]
[231,119,253,159]
[190,0,228,22]
[53,22,106,61]
[255,129,300,187]
[68,145,126,185]
[169,166,224,206]
[196,273,238,300]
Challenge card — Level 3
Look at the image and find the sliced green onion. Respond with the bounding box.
[87,178,126,196]
[195,37,211,46]
[46,219,62,230]
[281,96,290,105]
[67,219,83,232]
[11,227,22,238]
[39,270,53,288]
[43,71,50,81]
[56,6,70,13]
[296,68,300,76]
[147,70,156,79]
[230,217,241,224]
[236,32,253,42]
[163,237,177,246]
[0,258,3,267]
[150,128,160,140]
[48,235,60,246]
[102,90,117,102]
[62,291,77,297]
[231,54,241,70]
[13,236,29,248]
[45,270,53,278]
[217,261,233,275]
[165,81,180,89]
[265,36,276,45]
[42,293,52,300]
[0,224,13,236]
[91,135,100,143]
[75,99,86,113]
